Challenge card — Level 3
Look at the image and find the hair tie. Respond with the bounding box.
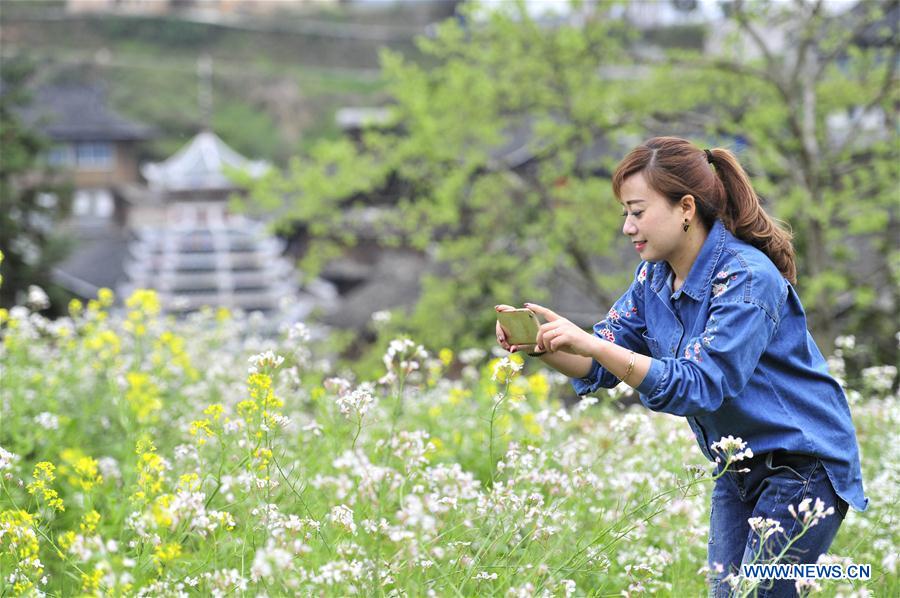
[704,149,714,164]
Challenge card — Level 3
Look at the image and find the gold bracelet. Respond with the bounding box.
[622,350,636,383]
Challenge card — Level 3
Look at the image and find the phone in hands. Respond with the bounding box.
[497,308,541,346]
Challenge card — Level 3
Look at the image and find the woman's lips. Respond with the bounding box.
[633,241,647,252]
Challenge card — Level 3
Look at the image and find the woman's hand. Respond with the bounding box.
[495,304,525,353]
[525,303,602,358]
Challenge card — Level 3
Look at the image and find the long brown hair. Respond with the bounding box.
[612,136,796,284]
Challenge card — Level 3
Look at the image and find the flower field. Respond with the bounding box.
[0,287,897,597]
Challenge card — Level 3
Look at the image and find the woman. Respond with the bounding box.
[495,137,867,597]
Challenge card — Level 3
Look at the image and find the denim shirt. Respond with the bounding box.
[571,219,868,511]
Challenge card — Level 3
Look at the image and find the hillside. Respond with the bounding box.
[0,1,454,164]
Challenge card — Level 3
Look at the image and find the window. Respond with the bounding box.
[75,142,115,169]
[47,145,75,166]
[71,189,115,218]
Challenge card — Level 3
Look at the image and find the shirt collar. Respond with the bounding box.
[650,219,726,301]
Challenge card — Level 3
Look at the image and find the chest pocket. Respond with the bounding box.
[641,330,662,358]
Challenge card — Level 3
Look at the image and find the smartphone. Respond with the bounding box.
[497,308,541,346]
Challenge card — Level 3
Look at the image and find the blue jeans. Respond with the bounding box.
[707,451,849,597]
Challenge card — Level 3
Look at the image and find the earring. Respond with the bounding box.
[683,219,690,232]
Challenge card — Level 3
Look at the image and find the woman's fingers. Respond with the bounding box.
[495,312,519,353]
[523,302,560,322]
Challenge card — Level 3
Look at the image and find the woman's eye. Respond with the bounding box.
[633,211,644,218]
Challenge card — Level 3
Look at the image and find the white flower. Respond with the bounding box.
[459,348,487,365]
[382,338,428,374]
[710,436,753,464]
[33,412,59,430]
[748,516,784,540]
[795,578,822,593]
[491,357,523,382]
[788,497,835,527]
[0,446,19,471]
[334,383,377,419]
[247,350,284,373]
[835,335,856,350]
[861,365,896,394]
[324,377,352,396]
[710,435,746,453]
[329,504,356,534]
[287,322,311,342]
[301,419,323,437]
[26,285,50,310]
[474,572,498,580]
[371,310,392,325]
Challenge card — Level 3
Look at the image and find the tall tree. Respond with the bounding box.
[247,0,898,360]
[244,0,643,350]
[0,56,72,311]
[645,0,899,353]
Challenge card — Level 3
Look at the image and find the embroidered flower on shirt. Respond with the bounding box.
[683,316,718,363]
[637,263,648,284]
[608,301,638,323]
[712,271,739,298]
[702,316,719,348]
[597,327,616,343]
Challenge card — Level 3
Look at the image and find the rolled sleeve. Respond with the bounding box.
[635,357,667,397]
[570,359,603,396]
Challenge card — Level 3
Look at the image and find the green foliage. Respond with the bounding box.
[0,56,72,312]
[247,1,640,355]
[644,0,898,356]
[245,0,897,365]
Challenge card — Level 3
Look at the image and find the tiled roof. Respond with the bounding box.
[141,130,269,192]
[19,84,155,142]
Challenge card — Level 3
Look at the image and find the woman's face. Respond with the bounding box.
[618,172,690,263]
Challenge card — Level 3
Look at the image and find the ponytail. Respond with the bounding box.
[612,137,797,284]
[707,148,797,284]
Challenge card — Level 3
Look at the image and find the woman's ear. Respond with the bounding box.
[679,194,696,220]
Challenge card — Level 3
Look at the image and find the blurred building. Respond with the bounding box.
[18,83,328,316]
[117,130,328,316]
[20,84,154,226]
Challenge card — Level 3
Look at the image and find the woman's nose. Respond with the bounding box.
[622,217,637,236]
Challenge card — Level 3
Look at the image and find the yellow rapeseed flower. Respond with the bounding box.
[153,541,182,571]
[522,412,544,437]
[27,463,65,512]
[132,438,166,503]
[125,289,161,316]
[81,566,104,594]
[125,372,163,423]
[68,298,84,317]
[80,510,101,534]
[189,419,215,445]
[97,287,114,307]
[60,449,104,491]
[448,387,471,406]
[527,372,550,403]
[151,494,174,528]
[204,403,224,421]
